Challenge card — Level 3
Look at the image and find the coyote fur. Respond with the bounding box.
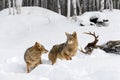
[24,42,48,73]
[48,32,78,65]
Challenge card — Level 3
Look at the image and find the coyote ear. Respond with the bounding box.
[65,32,69,37]
[34,42,41,48]
[72,31,77,38]
[35,42,38,46]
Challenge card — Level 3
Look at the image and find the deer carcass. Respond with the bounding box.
[79,32,99,54]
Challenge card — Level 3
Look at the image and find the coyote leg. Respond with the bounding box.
[51,57,57,65]
[26,62,31,73]
[32,62,40,70]
[63,53,71,60]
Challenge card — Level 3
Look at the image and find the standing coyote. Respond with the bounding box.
[48,32,78,65]
[24,42,48,73]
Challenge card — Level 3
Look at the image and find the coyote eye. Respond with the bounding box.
[68,36,74,41]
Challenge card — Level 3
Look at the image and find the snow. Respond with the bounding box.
[0,7,120,80]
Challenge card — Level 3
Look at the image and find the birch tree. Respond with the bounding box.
[72,0,77,21]
[92,0,96,10]
[82,0,87,12]
[8,0,11,14]
[100,0,104,12]
[96,0,100,11]
[67,0,71,18]
[76,0,82,15]
[15,0,23,14]
[57,0,61,14]
[108,0,113,11]
[8,0,23,15]
[13,0,15,15]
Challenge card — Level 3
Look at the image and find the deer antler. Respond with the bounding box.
[79,48,93,54]
[78,47,85,53]
[78,47,89,54]
[79,32,99,54]
[84,31,99,39]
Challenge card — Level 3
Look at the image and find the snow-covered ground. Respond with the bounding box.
[0,7,120,80]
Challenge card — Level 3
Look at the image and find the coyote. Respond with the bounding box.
[24,42,48,73]
[48,32,78,65]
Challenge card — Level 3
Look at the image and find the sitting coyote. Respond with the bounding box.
[48,32,78,65]
[24,42,48,73]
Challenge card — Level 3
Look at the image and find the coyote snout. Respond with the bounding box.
[48,32,78,65]
[24,42,48,73]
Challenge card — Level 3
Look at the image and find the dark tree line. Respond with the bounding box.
[0,0,120,16]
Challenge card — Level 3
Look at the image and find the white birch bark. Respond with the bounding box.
[109,0,113,11]
[72,0,77,21]
[15,0,23,14]
[100,0,104,12]
[93,0,96,10]
[76,0,82,15]
[8,0,11,14]
[13,0,15,15]
[67,0,71,18]
[106,0,109,9]
[57,0,61,14]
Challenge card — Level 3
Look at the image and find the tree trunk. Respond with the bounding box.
[117,0,120,9]
[76,0,82,15]
[113,0,116,9]
[8,0,11,14]
[30,0,33,6]
[67,0,71,18]
[47,0,53,10]
[96,0,100,11]
[34,0,39,6]
[92,0,96,11]
[15,0,23,14]
[72,0,77,21]
[89,0,92,11]
[13,0,15,15]
[26,0,29,6]
[109,0,113,11]
[57,0,61,14]
[2,0,6,8]
[41,0,48,8]
[60,0,67,16]
[100,0,104,12]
